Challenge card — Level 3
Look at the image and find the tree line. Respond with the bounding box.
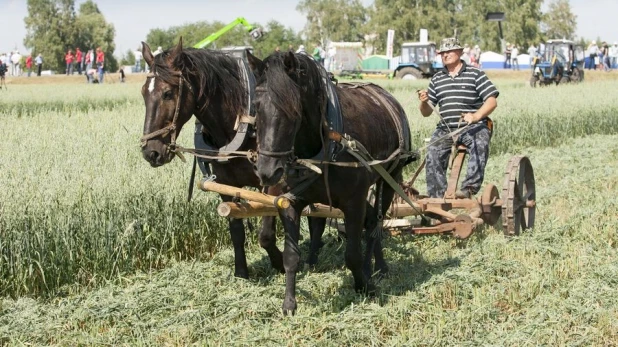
[24,0,579,72]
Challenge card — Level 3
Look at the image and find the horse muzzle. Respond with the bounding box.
[255,156,286,186]
[141,140,175,167]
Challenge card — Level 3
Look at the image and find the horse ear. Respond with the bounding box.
[283,51,297,75]
[170,37,183,61]
[142,41,154,68]
[246,49,265,77]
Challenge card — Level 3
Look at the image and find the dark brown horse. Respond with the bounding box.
[139,39,327,278]
[247,51,414,314]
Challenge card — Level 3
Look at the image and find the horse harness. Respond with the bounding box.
[140,70,193,161]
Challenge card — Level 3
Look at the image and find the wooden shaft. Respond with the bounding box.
[199,180,290,209]
[217,201,428,219]
[217,201,345,218]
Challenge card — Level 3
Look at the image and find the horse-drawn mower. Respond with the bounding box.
[198,144,536,240]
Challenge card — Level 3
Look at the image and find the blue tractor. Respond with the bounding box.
[394,42,443,80]
[530,39,584,87]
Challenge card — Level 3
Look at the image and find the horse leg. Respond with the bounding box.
[259,216,284,273]
[222,195,249,279]
[227,218,249,279]
[279,203,305,315]
[342,198,375,295]
[306,216,326,267]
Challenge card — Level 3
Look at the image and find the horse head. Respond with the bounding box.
[140,38,197,167]
[248,51,325,186]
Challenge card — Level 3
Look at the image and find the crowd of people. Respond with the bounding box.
[0,51,44,77]
[0,46,108,82]
[63,47,107,83]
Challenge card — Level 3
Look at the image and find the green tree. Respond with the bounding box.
[120,49,135,67]
[542,0,577,40]
[24,0,73,72]
[367,0,543,55]
[252,20,303,58]
[143,19,301,58]
[297,0,368,45]
[74,1,117,72]
[23,0,116,73]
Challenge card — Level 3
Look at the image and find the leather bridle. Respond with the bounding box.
[140,71,193,152]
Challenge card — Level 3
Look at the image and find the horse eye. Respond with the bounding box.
[162,90,173,100]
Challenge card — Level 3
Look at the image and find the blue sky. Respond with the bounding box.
[1,0,617,56]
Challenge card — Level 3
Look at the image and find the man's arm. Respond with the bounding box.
[418,90,434,117]
[462,96,497,124]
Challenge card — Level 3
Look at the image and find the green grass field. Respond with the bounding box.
[1,74,618,345]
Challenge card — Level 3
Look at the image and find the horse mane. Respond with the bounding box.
[152,48,245,114]
[262,52,325,120]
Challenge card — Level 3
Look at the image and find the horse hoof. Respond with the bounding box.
[282,299,297,316]
[234,270,249,279]
[355,282,377,296]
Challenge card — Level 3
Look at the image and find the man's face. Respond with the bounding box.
[439,49,463,65]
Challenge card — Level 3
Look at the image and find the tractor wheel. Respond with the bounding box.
[396,67,423,80]
[571,67,583,82]
[529,75,539,88]
[559,76,570,85]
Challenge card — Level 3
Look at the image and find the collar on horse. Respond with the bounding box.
[194,57,257,166]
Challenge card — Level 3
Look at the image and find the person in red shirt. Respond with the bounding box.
[65,49,75,75]
[25,55,33,77]
[96,47,105,83]
[75,48,83,75]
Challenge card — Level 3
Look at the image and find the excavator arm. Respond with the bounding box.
[193,17,262,49]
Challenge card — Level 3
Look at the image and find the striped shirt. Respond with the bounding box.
[427,60,499,129]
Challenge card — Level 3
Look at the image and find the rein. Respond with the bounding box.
[140,71,193,156]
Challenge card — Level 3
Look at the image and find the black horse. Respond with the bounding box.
[247,51,414,315]
[139,39,327,278]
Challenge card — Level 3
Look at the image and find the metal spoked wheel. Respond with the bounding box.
[502,156,536,236]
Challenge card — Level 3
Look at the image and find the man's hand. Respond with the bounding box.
[462,112,478,124]
[417,89,429,103]
[418,89,433,117]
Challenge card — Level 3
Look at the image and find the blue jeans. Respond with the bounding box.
[426,123,491,198]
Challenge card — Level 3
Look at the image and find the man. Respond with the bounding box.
[511,44,519,70]
[611,42,618,69]
[417,37,499,199]
[25,54,32,77]
[95,47,105,83]
[312,43,325,65]
[35,54,43,76]
[0,58,6,89]
[134,46,143,73]
[11,50,22,76]
[504,43,512,69]
[65,49,75,75]
[527,43,537,66]
[75,48,83,75]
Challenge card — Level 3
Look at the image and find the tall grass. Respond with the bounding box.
[1,79,618,299]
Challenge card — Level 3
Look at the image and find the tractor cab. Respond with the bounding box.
[531,39,584,87]
[395,42,443,79]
